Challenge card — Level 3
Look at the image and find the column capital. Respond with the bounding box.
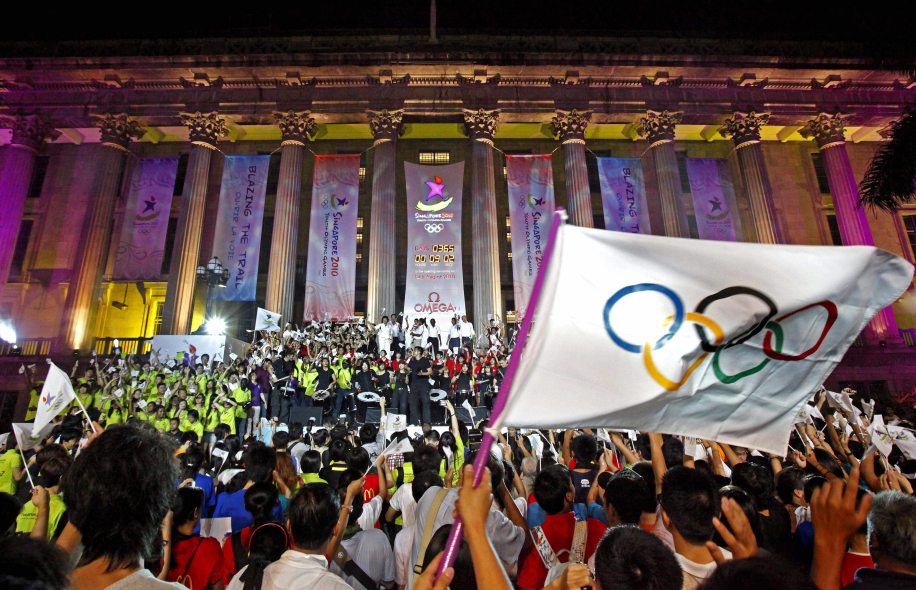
[720,111,770,148]
[552,109,592,144]
[90,114,144,151]
[178,111,229,149]
[367,109,405,144]
[273,110,317,145]
[636,110,682,147]
[799,112,851,150]
[0,114,60,153]
[462,108,499,144]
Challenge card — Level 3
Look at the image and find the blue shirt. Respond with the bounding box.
[526,501,608,528]
[250,383,263,408]
[212,488,283,531]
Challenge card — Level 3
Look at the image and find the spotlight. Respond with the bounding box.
[111,301,129,311]
[9,344,21,357]
[206,318,227,335]
[0,323,15,344]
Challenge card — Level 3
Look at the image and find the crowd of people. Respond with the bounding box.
[0,312,915,590]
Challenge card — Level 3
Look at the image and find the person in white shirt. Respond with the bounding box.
[426,319,441,358]
[458,315,475,348]
[392,471,443,590]
[410,320,425,349]
[447,318,461,354]
[376,316,392,357]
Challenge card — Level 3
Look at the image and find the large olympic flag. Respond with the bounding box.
[404,161,467,329]
[211,155,269,301]
[113,158,179,280]
[597,157,652,235]
[685,158,743,242]
[501,222,914,453]
[303,155,361,321]
[506,155,555,319]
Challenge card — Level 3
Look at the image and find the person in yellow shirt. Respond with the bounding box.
[180,410,204,441]
[0,441,24,495]
[25,387,39,422]
[215,388,239,435]
[203,398,221,453]
[153,405,170,431]
[299,449,326,485]
[73,383,95,413]
[16,455,71,538]
[230,379,251,437]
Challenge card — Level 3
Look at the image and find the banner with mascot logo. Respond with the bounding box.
[212,155,270,301]
[113,158,179,280]
[404,161,466,331]
[597,157,652,235]
[506,155,555,320]
[685,158,743,242]
[303,155,361,320]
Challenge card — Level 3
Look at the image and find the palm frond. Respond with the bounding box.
[858,106,916,212]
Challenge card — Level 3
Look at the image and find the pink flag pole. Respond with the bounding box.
[436,208,566,580]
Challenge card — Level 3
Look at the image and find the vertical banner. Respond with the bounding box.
[303,155,361,321]
[597,157,652,235]
[506,155,555,320]
[113,158,179,280]
[212,155,269,301]
[686,158,744,242]
[404,161,466,329]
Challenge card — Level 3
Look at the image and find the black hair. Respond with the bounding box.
[58,428,82,444]
[313,429,330,447]
[0,492,22,536]
[412,443,442,474]
[571,433,598,464]
[180,431,199,444]
[662,437,685,470]
[593,525,683,590]
[631,461,658,511]
[245,443,278,484]
[301,450,322,474]
[271,431,290,450]
[180,446,205,482]
[0,536,71,590]
[288,483,340,550]
[330,425,348,441]
[731,462,776,509]
[697,555,818,590]
[245,482,280,529]
[412,471,445,503]
[328,439,349,463]
[775,467,806,505]
[214,423,231,441]
[812,449,844,479]
[715,487,762,549]
[358,423,377,444]
[803,475,828,504]
[422,525,476,590]
[346,447,370,474]
[605,472,651,524]
[239,523,290,590]
[336,469,365,526]
[534,465,572,515]
[188,409,200,421]
[660,466,719,545]
[288,421,304,441]
[172,487,205,528]
[61,424,178,571]
[39,455,72,488]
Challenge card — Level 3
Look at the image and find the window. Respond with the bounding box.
[152,302,165,336]
[173,154,189,196]
[811,153,831,194]
[586,151,610,193]
[687,214,699,240]
[419,151,450,165]
[356,217,365,268]
[160,217,178,275]
[826,213,843,245]
[676,151,692,194]
[904,215,916,258]
[259,217,274,273]
[359,166,366,182]
[27,156,50,199]
[10,220,33,276]
[263,152,282,195]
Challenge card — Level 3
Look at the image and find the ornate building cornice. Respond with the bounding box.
[89,113,144,150]
[720,111,770,148]
[552,109,591,144]
[0,113,60,153]
[462,108,499,144]
[178,111,228,148]
[367,109,405,144]
[273,111,316,145]
[799,112,850,149]
[636,110,682,147]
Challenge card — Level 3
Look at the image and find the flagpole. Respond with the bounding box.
[12,430,36,489]
[436,208,566,580]
[72,394,99,434]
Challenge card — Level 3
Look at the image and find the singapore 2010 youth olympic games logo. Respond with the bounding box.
[424,224,443,233]
[416,176,452,212]
[603,284,838,392]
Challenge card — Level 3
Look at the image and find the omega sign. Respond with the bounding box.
[414,291,457,313]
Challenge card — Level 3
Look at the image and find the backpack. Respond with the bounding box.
[531,515,588,587]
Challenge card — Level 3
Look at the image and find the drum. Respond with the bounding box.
[356,391,380,423]
[429,389,448,402]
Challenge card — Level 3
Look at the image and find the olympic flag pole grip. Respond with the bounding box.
[435,209,566,582]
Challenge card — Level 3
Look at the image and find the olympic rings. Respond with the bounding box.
[424,224,443,233]
[604,283,837,391]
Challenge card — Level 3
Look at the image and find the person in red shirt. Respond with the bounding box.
[840,488,875,586]
[517,465,607,589]
[168,487,227,590]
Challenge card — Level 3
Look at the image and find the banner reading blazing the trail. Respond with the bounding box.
[597,157,651,235]
[113,158,179,280]
[303,155,361,321]
[404,161,466,329]
[686,158,743,241]
[211,155,269,302]
[506,155,555,320]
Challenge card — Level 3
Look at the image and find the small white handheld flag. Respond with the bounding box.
[32,362,77,435]
[255,308,282,333]
[13,422,54,452]
[385,413,408,434]
[382,437,413,456]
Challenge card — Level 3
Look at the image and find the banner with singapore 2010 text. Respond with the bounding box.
[506,154,555,321]
[404,161,466,330]
[686,158,744,242]
[303,155,361,321]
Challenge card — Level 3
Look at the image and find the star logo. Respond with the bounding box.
[425,176,445,201]
[708,198,723,213]
[142,197,157,213]
[135,195,162,222]
[705,197,729,221]
[416,176,453,213]
[42,393,56,406]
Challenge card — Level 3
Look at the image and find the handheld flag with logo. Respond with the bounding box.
[382,437,413,456]
[501,222,913,454]
[255,308,282,332]
[13,422,54,453]
[32,362,77,435]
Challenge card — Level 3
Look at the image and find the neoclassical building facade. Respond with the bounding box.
[2,33,916,405]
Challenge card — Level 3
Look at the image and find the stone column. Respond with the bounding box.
[0,114,58,291]
[161,112,228,335]
[800,112,901,345]
[59,114,143,350]
[637,110,691,238]
[463,108,503,336]
[366,110,404,323]
[552,110,594,227]
[265,111,315,322]
[720,112,782,244]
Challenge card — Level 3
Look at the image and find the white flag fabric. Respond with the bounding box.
[32,362,77,435]
[255,308,282,332]
[501,223,913,454]
[13,422,54,452]
[887,424,916,459]
[869,415,894,457]
[382,437,413,456]
[385,413,408,434]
